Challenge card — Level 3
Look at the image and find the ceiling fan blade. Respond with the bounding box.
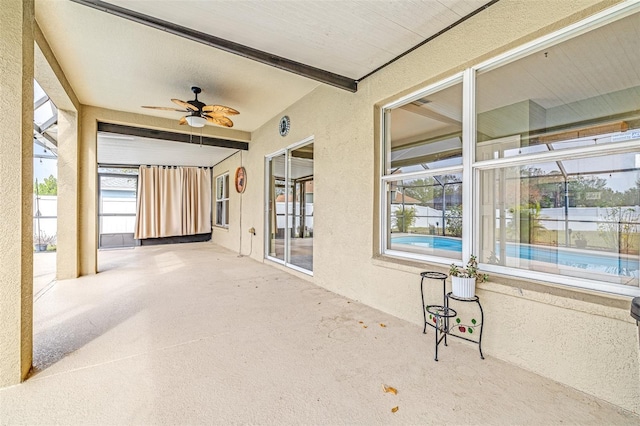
[142,106,189,112]
[203,105,240,115]
[178,116,187,125]
[203,114,233,127]
[171,98,198,111]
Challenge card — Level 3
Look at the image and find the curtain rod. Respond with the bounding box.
[99,163,212,169]
[143,165,213,169]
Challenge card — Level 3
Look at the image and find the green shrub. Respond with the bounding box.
[393,206,416,232]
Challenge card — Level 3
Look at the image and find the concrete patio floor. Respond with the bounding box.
[1,242,638,425]
[33,251,56,299]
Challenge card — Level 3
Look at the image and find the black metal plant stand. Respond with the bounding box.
[420,271,485,361]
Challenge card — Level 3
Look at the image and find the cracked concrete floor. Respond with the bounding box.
[1,242,638,425]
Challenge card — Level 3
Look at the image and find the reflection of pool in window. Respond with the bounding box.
[391,235,639,276]
[392,235,462,251]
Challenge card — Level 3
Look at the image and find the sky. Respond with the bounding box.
[33,143,57,184]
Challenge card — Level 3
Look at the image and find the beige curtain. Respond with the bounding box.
[135,166,211,239]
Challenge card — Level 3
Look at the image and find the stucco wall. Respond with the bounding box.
[217,0,640,414]
[0,0,34,386]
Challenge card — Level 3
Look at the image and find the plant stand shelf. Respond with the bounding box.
[425,304,457,361]
[420,271,448,334]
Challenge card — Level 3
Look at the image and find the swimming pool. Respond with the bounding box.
[392,235,461,251]
[391,235,639,275]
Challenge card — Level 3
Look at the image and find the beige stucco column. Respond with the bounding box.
[57,109,79,279]
[0,0,34,386]
[79,110,98,275]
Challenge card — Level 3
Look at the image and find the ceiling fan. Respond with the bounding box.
[142,86,239,128]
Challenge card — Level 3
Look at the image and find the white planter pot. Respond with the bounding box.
[451,276,477,298]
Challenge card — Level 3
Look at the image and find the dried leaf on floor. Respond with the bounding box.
[363,325,368,328]
[382,385,398,395]
[359,321,364,324]
[380,323,387,327]
[391,406,399,413]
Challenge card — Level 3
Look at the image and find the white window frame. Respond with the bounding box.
[379,0,640,297]
[380,74,465,264]
[215,173,229,228]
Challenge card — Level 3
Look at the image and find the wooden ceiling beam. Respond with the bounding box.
[97,122,249,151]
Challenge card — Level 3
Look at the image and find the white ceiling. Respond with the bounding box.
[34,0,491,166]
[102,0,488,80]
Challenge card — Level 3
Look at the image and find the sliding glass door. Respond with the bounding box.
[266,140,314,273]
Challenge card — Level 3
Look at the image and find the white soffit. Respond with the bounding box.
[97,133,236,167]
[102,0,490,80]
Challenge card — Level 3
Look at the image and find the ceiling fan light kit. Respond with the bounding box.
[185,115,207,127]
[142,86,239,128]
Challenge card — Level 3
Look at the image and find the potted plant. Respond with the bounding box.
[449,255,488,298]
[573,232,587,249]
[33,231,56,252]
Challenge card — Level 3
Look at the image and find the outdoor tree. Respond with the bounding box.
[34,175,57,195]
[598,207,640,254]
[445,204,462,237]
[568,175,609,207]
[402,178,437,204]
[402,175,461,206]
[393,206,416,232]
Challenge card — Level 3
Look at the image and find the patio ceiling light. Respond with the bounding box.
[185,115,207,128]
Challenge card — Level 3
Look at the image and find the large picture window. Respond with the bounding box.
[381,4,640,295]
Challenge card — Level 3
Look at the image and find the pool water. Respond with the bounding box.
[391,235,639,275]
[392,235,462,251]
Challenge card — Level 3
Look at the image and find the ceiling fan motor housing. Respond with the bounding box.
[189,87,206,111]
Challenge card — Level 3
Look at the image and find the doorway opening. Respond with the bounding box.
[33,79,58,299]
[98,167,139,249]
[266,139,314,273]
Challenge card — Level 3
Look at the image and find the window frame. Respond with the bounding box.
[379,0,640,297]
[215,172,229,228]
[380,74,466,263]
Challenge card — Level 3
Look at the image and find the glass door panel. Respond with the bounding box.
[288,143,314,271]
[267,153,286,262]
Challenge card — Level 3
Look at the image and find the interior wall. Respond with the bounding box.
[218,0,639,414]
[212,153,242,254]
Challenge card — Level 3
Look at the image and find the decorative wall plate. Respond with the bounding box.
[235,166,246,193]
[279,115,290,137]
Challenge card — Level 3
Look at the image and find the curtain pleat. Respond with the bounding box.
[134,166,212,239]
